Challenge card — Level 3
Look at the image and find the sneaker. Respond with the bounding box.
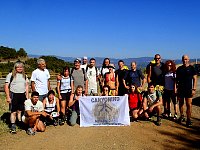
[156,117,162,126]
[59,119,64,126]
[53,120,58,126]
[26,128,35,135]
[168,113,172,118]
[173,114,178,120]
[186,120,192,128]
[178,115,186,124]
[10,124,17,134]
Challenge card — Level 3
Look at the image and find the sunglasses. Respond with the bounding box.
[155,58,161,60]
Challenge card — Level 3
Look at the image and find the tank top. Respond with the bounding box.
[44,97,56,113]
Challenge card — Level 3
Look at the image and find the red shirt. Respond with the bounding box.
[128,93,142,109]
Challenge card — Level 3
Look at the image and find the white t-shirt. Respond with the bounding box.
[86,66,99,94]
[31,68,50,95]
[81,64,87,71]
[25,99,44,112]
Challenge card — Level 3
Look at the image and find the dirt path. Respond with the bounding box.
[1,105,200,150]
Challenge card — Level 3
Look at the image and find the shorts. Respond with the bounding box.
[60,92,71,101]
[163,89,177,104]
[39,94,47,102]
[177,89,192,99]
[10,92,26,112]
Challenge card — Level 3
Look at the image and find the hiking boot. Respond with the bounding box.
[178,115,186,124]
[10,124,17,134]
[156,117,162,126]
[26,128,35,135]
[186,120,192,128]
[59,119,64,126]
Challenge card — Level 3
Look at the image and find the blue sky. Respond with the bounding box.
[0,0,200,59]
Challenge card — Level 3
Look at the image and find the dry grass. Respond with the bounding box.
[0,93,9,134]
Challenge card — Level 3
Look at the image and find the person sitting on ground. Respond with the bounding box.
[68,85,84,126]
[23,91,50,135]
[128,84,142,121]
[43,90,61,126]
[142,82,163,126]
[101,85,111,96]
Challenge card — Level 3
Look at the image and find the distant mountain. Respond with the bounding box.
[28,54,200,69]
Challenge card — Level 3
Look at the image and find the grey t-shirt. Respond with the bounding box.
[71,69,88,91]
[5,73,29,93]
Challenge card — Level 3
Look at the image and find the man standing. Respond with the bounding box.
[146,54,164,86]
[123,61,146,92]
[81,56,88,71]
[116,60,127,96]
[31,58,51,101]
[176,55,197,127]
[86,58,99,95]
[71,58,88,95]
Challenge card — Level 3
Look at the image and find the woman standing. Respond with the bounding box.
[57,66,74,125]
[163,60,178,120]
[5,61,29,133]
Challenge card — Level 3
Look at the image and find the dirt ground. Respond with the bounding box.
[0,103,199,150]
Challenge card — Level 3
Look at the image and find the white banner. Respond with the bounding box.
[79,95,130,127]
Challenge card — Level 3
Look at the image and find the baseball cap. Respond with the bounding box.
[83,56,87,60]
[74,58,81,63]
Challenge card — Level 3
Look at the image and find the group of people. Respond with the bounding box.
[4,54,197,135]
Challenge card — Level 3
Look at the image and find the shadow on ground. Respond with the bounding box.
[193,96,200,106]
[158,118,200,149]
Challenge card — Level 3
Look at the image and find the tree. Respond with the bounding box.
[16,48,27,58]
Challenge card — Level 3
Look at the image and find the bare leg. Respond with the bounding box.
[185,98,192,120]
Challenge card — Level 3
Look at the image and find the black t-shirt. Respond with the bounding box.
[150,63,164,86]
[115,69,127,87]
[176,65,197,90]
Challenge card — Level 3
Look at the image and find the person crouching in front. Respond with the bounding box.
[23,91,50,135]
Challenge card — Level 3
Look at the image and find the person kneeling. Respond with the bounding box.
[43,90,60,126]
[23,91,50,135]
[142,82,163,126]
[128,84,142,122]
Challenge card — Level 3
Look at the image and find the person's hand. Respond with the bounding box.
[59,94,62,100]
[125,86,129,89]
[57,74,62,81]
[41,112,48,117]
[149,106,154,112]
[191,89,196,96]
[6,97,11,103]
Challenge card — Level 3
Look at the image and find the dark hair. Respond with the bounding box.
[48,90,55,96]
[118,60,124,64]
[90,58,96,62]
[103,85,110,93]
[62,66,70,75]
[154,54,161,59]
[102,58,110,67]
[129,83,139,94]
[148,82,155,88]
[31,91,39,97]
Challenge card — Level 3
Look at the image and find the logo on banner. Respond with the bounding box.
[93,101,120,123]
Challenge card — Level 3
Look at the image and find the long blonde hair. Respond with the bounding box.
[12,61,26,78]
